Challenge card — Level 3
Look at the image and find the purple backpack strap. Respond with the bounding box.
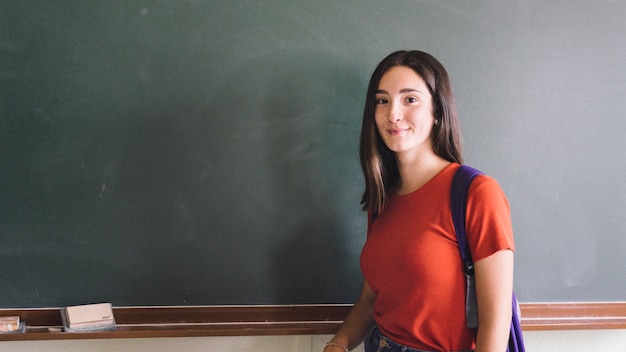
[450,165,526,352]
[509,292,526,352]
[450,165,482,329]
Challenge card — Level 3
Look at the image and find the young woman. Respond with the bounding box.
[323,51,515,352]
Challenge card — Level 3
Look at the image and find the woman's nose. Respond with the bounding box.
[387,105,403,123]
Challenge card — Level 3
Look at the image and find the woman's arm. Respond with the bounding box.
[324,280,377,352]
[474,249,514,352]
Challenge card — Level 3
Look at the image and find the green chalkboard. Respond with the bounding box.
[1,1,625,308]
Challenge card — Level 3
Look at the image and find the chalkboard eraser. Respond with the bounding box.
[61,303,116,332]
[0,316,26,334]
[0,316,21,333]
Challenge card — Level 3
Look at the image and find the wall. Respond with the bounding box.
[1,331,626,352]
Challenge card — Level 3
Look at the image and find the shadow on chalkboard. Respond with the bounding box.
[258,51,365,303]
[110,49,365,305]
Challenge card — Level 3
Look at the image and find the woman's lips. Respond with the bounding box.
[387,128,408,136]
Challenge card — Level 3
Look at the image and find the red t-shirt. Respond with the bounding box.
[360,163,514,351]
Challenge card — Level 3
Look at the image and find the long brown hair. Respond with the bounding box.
[359,50,463,214]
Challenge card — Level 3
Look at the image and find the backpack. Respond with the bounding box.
[450,165,525,352]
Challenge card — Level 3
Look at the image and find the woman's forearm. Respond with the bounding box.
[474,250,514,352]
[324,281,377,351]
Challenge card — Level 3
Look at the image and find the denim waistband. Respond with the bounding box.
[364,326,474,352]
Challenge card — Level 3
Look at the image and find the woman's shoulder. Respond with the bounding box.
[465,168,510,206]
[454,164,502,187]
[472,169,504,190]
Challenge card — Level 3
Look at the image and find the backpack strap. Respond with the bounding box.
[450,164,483,329]
[510,291,526,352]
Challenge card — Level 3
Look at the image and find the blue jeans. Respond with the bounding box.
[364,326,474,352]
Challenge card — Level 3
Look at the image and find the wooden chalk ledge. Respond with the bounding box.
[0,302,625,341]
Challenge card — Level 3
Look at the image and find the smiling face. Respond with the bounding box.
[374,65,436,158]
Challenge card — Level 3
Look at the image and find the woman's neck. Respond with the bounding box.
[394,151,451,196]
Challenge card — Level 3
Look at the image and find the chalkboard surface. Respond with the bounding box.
[1,1,625,308]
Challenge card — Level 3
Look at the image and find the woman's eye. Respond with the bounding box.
[405,97,418,103]
[375,98,388,105]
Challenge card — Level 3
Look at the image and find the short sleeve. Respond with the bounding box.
[465,174,515,261]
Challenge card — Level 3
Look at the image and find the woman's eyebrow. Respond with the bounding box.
[375,88,422,94]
